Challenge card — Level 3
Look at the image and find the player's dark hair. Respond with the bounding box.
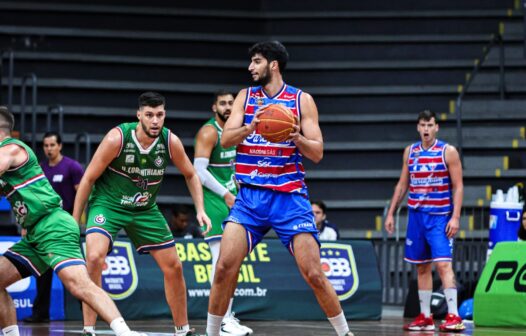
[248,41,289,72]
[43,131,62,145]
[172,204,191,216]
[311,200,327,214]
[138,91,165,109]
[0,106,14,133]
[213,90,234,104]
[417,110,437,123]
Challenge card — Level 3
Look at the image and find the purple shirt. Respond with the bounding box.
[40,156,84,214]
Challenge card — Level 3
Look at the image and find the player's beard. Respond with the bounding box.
[217,110,229,123]
[254,65,271,86]
[141,120,160,139]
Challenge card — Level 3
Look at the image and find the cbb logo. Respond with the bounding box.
[102,256,131,276]
[320,243,359,301]
[83,241,138,300]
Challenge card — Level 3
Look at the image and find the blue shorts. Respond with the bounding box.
[405,209,453,264]
[225,186,319,254]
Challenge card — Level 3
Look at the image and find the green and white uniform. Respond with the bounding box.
[86,122,175,254]
[198,118,237,242]
[2,138,85,276]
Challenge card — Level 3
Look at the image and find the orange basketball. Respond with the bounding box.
[256,104,297,143]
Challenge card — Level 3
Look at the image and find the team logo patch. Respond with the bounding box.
[320,243,359,301]
[83,241,138,300]
[154,156,163,167]
[94,214,106,225]
[125,155,134,163]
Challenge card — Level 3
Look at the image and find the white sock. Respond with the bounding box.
[327,311,349,336]
[83,326,95,333]
[418,290,432,317]
[175,324,190,335]
[110,317,131,336]
[2,325,20,336]
[206,312,223,336]
[225,298,234,318]
[444,287,458,316]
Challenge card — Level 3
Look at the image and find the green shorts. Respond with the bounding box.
[86,204,174,254]
[5,208,85,277]
[204,191,230,242]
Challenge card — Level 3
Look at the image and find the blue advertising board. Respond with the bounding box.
[65,239,382,321]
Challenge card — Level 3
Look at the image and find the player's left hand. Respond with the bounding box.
[445,217,460,238]
[196,211,212,235]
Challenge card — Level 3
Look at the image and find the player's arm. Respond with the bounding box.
[384,146,411,234]
[222,89,259,148]
[0,144,27,176]
[169,133,211,234]
[289,92,323,163]
[194,125,236,208]
[445,145,464,238]
[72,128,121,223]
[72,161,84,191]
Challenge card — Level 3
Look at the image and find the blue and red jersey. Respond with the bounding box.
[407,139,452,214]
[235,83,307,195]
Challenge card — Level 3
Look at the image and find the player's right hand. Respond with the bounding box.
[384,215,395,235]
[224,191,236,208]
[197,211,212,235]
[247,110,264,133]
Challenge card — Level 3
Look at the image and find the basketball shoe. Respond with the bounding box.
[403,313,435,331]
[439,313,465,331]
[220,312,252,335]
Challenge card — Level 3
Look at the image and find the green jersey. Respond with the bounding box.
[202,118,237,196]
[198,118,237,240]
[90,122,171,210]
[0,138,62,228]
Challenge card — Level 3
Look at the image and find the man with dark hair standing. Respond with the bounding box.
[0,106,145,336]
[385,110,465,332]
[311,200,340,241]
[24,132,84,323]
[194,90,252,335]
[205,42,354,336]
[73,92,210,336]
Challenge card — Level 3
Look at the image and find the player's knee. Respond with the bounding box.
[416,263,432,275]
[213,260,234,283]
[435,262,454,277]
[162,258,183,276]
[85,250,106,268]
[304,269,325,289]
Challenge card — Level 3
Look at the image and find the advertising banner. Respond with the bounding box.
[0,236,65,320]
[65,239,382,321]
[474,241,526,327]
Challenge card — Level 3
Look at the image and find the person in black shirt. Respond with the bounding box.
[170,204,203,239]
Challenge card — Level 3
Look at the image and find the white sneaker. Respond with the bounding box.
[220,312,253,335]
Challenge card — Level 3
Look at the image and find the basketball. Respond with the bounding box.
[256,104,297,143]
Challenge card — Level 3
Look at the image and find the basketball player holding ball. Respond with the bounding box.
[205,41,354,336]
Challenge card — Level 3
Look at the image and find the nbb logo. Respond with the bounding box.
[485,261,526,293]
